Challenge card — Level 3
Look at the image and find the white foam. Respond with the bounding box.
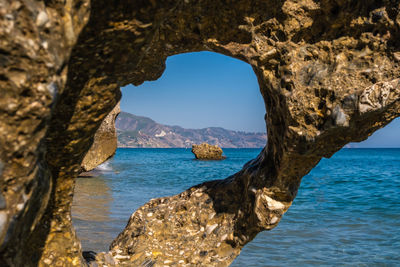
[96,161,112,172]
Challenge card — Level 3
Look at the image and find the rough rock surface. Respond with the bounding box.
[192,143,226,160]
[81,102,120,172]
[0,0,399,266]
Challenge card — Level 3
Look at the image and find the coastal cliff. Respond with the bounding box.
[0,1,399,266]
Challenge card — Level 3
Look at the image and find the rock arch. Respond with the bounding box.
[0,0,399,266]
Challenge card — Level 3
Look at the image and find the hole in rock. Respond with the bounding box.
[72,50,400,265]
[72,51,266,252]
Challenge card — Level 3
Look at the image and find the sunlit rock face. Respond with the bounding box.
[81,102,120,172]
[192,143,226,160]
[0,0,399,266]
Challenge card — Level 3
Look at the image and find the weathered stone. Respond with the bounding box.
[0,212,7,239]
[0,194,5,210]
[0,0,399,266]
[192,143,226,160]
[81,102,120,172]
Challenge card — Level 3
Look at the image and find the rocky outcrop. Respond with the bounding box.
[192,143,226,160]
[81,102,120,172]
[0,1,399,266]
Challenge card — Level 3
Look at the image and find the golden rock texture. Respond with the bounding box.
[0,0,399,266]
[192,143,226,160]
[81,102,120,172]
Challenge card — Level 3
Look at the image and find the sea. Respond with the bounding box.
[72,148,400,266]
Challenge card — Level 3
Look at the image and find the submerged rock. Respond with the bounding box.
[77,170,102,178]
[192,143,226,160]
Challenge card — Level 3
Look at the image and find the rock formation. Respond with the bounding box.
[81,102,120,172]
[0,0,399,266]
[192,143,226,160]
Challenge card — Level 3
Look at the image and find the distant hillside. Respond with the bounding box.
[116,112,267,148]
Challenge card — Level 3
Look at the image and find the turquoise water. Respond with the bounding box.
[72,148,400,266]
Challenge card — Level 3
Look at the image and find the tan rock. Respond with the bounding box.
[191,143,226,160]
[80,102,120,172]
[0,0,399,266]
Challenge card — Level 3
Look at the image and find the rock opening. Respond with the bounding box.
[0,1,399,266]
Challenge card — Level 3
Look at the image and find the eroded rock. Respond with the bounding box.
[81,102,120,172]
[0,0,399,266]
[192,143,226,160]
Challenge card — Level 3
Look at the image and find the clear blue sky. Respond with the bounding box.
[121,52,265,132]
[121,51,399,147]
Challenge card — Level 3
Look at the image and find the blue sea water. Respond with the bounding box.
[72,148,400,266]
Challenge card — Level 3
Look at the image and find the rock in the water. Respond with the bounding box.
[81,102,120,172]
[77,170,102,178]
[192,143,226,160]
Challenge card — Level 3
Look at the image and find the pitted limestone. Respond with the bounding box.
[0,1,399,266]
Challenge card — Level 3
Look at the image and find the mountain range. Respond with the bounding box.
[116,112,267,148]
